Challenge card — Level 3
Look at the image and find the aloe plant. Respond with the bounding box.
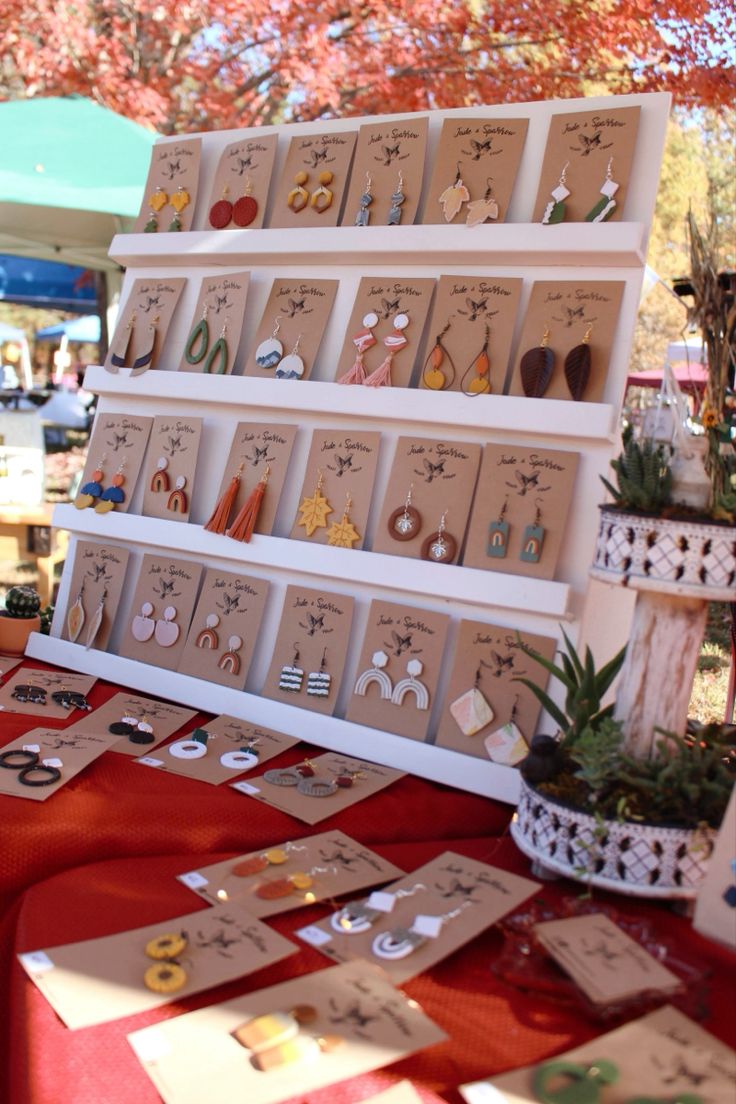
[601,437,673,512]
[514,628,626,750]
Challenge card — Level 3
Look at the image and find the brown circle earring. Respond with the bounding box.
[388,484,421,541]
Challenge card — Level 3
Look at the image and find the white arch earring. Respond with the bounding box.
[131,601,155,642]
[354,650,393,699]
[391,658,429,710]
[154,606,180,647]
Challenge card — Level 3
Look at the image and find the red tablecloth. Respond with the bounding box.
[1,664,734,1104]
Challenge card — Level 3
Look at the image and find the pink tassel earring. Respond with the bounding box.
[364,312,409,389]
[337,311,378,385]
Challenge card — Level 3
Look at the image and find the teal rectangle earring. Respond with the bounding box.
[487,498,509,558]
[520,501,545,563]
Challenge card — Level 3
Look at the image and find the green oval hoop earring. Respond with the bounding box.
[185,308,209,365]
[203,324,228,374]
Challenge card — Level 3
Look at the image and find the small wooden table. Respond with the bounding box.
[0,503,68,605]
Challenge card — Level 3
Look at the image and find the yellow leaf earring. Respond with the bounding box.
[168,185,190,231]
[326,492,360,548]
[297,469,333,536]
[144,187,168,232]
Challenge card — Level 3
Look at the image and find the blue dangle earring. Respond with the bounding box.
[487,498,509,558]
[355,173,373,226]
[520,500,545,564]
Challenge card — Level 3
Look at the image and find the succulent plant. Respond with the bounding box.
[601,437,673,513]
[3,585,42,619]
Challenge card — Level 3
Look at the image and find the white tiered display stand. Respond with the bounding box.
[28,93,671,800]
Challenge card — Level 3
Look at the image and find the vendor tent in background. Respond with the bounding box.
[0,320,33,389]
[0,96,155,353]
[0,96,154,272]
[0,254,97,311]
[36,315,101,384]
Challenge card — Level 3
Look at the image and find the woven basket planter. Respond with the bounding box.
[590,506,736,602]
[511,776,715,900]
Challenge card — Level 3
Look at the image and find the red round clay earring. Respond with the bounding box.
[209,185,233,229]
[233,176,258,227]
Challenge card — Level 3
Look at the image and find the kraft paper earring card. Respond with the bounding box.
[0,668,96,720]
[424,116,529,226]
[104,277,186,375]
[242,278,338,380]
[372,436,482,563]
[178,272,251,375]
[463,442,580,580]
[435,620,556,760]
[296,851,539,986]
[19,903,296,1031]
[345,599,450,742]
[205,421,298,538]
[233,753,406,825]
[508,279,625,402]
[133,136,201,233]
[289,428,381,549]
[141,415,203,524]
[140,715,299,786]
[261,585,354,716]
[119,554,203,671]
[461,1006,736,1104]
[694,784,736,951]
[127,961,447,1104]
[205,132,278,231]
[340,116,429,227]
[532,105,641,224]
[333,276,435,388]
[72,691,198,757]
[60,540,130,651]
[178,830,404,917]
[418,274,522,394]
[0,725,112,803]
[177,568,269,690]
[74,411,153,516]
[269,129,357,228]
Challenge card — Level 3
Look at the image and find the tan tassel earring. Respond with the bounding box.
[204,462,244,534]
[227,466,270,543]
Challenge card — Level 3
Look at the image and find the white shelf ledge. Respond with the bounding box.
[25,634,521,804]
[83,366,617,444]
[109,222,648,270]
[52,504,572,619]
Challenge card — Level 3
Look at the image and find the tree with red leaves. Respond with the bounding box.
[2,1,734,132]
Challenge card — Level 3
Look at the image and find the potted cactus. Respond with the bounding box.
[510,631,733,899]
[0,585,43,655]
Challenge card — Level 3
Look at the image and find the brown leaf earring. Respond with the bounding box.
[461,323,491,395]
[520,325,554,398]
[422,321,455,391]
[564,323,593,401]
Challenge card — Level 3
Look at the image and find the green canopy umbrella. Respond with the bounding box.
[0,96,155,272]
